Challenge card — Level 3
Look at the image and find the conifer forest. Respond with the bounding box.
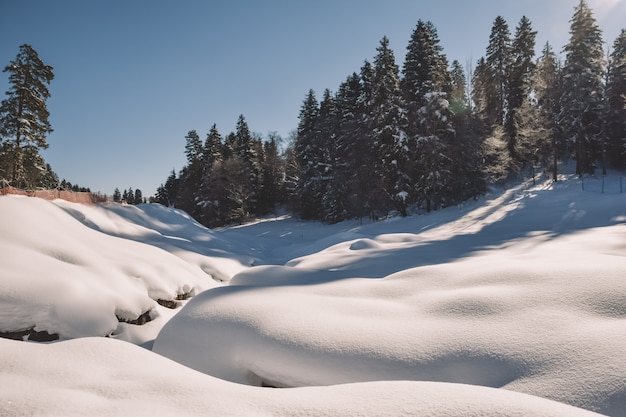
[2,1,625,228]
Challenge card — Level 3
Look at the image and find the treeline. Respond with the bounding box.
[156,0,626,226]
[153,118,285,226]
[113,187,145,205]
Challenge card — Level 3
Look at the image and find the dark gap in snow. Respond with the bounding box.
[175,291,194,300]
[0,327,59,342]
[116,310,153,325]
[156,299,179,309]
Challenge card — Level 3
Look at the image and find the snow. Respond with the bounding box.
[1,172,626,416]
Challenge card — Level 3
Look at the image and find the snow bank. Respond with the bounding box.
[2,174,626,416]
[155,176,626,416]
[0,336,604,417]
[0,196,234,343]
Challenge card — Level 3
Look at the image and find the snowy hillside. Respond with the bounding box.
[1,173,625,416]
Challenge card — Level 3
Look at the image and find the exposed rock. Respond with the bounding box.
[116,310,152,325]
[0,327,59,342]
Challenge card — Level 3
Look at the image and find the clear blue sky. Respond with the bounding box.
[1,0,624,197]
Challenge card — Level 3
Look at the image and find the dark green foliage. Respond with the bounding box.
[560,0,605,175]
[505,16,537,163]
[606,30,626,168]
[0,44,54,188]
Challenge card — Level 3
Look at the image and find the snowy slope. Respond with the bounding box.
[1,173,625,416]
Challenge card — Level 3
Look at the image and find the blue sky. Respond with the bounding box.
[1,0,624,197]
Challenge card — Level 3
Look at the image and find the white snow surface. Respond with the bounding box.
[1,173,626,416]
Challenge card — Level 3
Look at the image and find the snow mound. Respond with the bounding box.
[0,196,236,343]
[0,336,604,417]
[155,176,626,416]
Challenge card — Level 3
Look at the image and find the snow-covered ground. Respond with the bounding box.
[1,172,625,416]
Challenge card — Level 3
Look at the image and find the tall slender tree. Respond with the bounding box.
[485,16,512,127]
[0,44,54,187]
[371,36,409,215]
[606,29,626,168]
[534,42,562,180]
[505,16,537,162]
[560,0,605,175]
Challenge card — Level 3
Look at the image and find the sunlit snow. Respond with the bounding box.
[1,172,625,417]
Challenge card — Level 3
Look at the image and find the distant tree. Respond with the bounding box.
[134,188,143,205]
[560,0,605,175]
[154,169,178,206]
[0,44,54,187]
[449,59,469,115]
[113,187,122,202]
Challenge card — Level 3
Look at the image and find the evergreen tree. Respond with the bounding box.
[484,16,512,127]
[402,20,451,109]
[534,42,563,180]
[471,57,492,124]
[134,188,143,205]
[259,132,284,213]
[113,187,122,202]
[0,44,54,187]
[203,124,223,169]
[560,0,605,175]
[606,29,626,168]
[371,36,409,216]
[154,169,178,207]
[177,130,205,216]
[334,72,365,220]
[294,89,323,218]
[235,114,261,213]
[505,16,537,163]
[449,59,469,115]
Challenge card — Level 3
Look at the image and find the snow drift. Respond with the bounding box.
[1,173,626,416]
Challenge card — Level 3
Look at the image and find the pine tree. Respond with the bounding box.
[534,42,562,180]
[235,114,260,213]
[449,59,469,116]
[560,0,605,175]
[0,44,54,187]
[606,29,626,168]
[113,188,122,202]
[402,20,451,106]
[371,36,409,216]
[294,89,323,218]
[259,132,284,213]
[484,16,512,127]
[505,16,537,163]
[134,189,143,205]
[334,72,365,220]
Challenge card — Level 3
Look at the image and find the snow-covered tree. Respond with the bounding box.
[371,36,409,216]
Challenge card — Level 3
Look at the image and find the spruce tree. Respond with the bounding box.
[371,36,408,216]
[560,0,605,175]
[606,29,626,168]
[294,89,323,218]
[505,16,537,163]
[485,17,512,127]
[0,44,54,187]
[534,42,562,180]
[449,59,469,115]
